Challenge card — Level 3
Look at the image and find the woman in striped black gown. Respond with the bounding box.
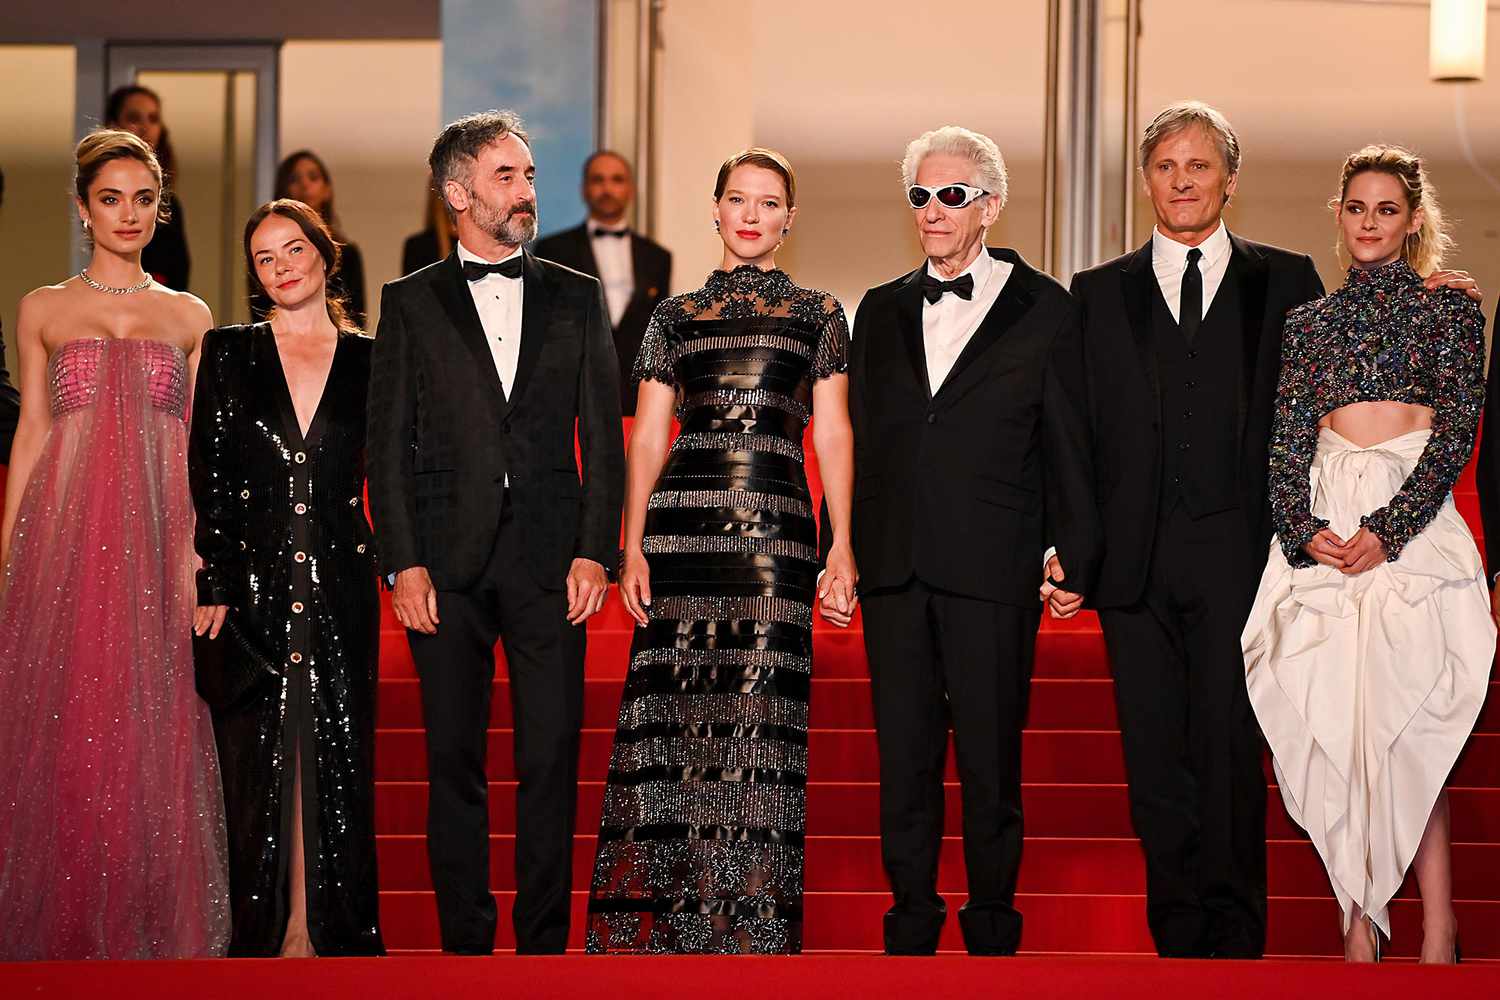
[585,148,856,954]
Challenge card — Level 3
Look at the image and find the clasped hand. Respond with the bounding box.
[817,544,859,628]
[1302,526,1386,575]
[1040,555,1084,619]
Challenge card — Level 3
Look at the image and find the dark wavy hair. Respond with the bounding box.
[243,198,357,332]
[274,150,343,235]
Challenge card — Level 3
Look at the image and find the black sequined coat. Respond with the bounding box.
[189,324,383,956]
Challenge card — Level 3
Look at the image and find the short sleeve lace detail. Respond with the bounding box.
[632,306,679,387]
[809,294,850,380]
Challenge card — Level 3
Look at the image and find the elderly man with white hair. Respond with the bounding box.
[820,125,1098,955]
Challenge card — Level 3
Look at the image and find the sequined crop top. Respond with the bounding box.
[1268,259,1486,565]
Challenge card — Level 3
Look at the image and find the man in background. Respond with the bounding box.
[535,150,671,415]
[0,166,22,462]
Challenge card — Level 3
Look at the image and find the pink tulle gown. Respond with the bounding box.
[0,337,229,959]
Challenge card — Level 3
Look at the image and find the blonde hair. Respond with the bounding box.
[714,147,797,207]
[74,128,169,223]
[1334,145,1452,276]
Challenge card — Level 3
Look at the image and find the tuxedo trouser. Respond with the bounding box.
[407,496,585,954]
[861,577,1039,955]
[1098,502,1267,958]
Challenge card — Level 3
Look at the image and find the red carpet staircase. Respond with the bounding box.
[371,423,1500,958]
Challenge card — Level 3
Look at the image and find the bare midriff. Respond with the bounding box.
[1319,400,1433,448]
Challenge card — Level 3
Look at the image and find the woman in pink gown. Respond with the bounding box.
[0,130,229,959]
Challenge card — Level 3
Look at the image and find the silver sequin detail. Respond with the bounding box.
[607,736,808,778]
[673,432,803,462]
[648,489,812,517]
[641,535,817,562]
[650,595,811,629]
[676,333,812,359]
[618,692,809,731]
[602,778,807,831]
[680,388,810,423]
[630,647,812,674]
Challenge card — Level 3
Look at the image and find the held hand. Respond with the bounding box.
[817,544,859,628]
[394,566,440,635]
[566,558,609,625]
[1040,555,1084,620]
[193,604,229,639]
[619,549,653,628]
[1336,527,1387,575]
[1302,528,1350,570]
[1425,269,1483,304]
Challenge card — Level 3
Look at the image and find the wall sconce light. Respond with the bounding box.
[1431,0,1488,82]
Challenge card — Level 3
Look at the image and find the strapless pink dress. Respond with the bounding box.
[0,338,229,959]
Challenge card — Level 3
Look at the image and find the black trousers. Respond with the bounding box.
[1097,502,1268,958]
[407,498,585,954]
[861,577,1039,955]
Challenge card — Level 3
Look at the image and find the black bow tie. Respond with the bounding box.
[462,256,524,282]
[921,273,975,304]
[591,227,629,239]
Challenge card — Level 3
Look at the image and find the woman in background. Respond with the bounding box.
[250,150,367,328]
[0,129,227,959]
[106,84,191,291]
[1244,145,1491,963]
[192,198,383,957]
[401,180,457,275]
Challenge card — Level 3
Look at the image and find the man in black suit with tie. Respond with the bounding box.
[367,110,625,955]
[534,151,671,415]
[822,126,1097,955]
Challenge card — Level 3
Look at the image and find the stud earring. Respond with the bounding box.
[82,218,91,230]
[713,220,720,232]
[781,228,789,235]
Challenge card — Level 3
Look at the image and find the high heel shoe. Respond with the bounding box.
[1343,915,1380,963]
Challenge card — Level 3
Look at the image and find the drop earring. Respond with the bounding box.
[713,220,720,232]
[82,218,91,231]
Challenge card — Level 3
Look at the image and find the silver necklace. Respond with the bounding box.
[78,269,151,295]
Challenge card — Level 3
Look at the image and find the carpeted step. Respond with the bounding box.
[376,625,1115,681]
[373,727,1500,785]
[372,889,1500,957]
[373,676,1125,731]
[374,781,1500,840]
[372,832,1500,899]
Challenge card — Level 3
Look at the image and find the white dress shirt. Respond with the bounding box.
[457,240,525,396]
[588,218,634,328]
[1151,220,1232,323]
[922,249,1013,392]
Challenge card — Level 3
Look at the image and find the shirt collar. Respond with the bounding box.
[925,246,994,287]
[589,218,629,236]
[1152,220,1230,270]
[457,240,524,267]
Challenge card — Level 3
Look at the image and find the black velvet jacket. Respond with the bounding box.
[190,324,383,956]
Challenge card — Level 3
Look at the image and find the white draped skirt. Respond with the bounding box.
[1242,428,1494,936]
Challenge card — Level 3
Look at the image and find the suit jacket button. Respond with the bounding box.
[926,413,937,424]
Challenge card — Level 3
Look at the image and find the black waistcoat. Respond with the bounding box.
[1153,264,1243,518]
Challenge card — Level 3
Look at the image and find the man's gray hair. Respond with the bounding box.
[1138,101,1241,175]
[429,109,530,207]
[900,126,1008,210]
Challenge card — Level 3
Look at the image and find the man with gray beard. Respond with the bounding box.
[367,109,624,954]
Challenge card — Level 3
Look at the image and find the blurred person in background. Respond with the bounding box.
[253,150,367,328]
[105,84,191,291]
[0,165,21,462]
[401,180,458,275]
[535,150,671,415]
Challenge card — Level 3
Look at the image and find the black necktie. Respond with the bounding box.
[462,256,524,282]
[921,273,975,304]
[591,228,629,239]
[1179,247,1203,341]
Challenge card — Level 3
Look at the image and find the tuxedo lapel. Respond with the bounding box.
[507,250,551,411]
[894,267,932,401]
[932,248,1037,402]
[432,253,508,410]
[1122,241,1159,408]
[572,225,601,280]
[1229,232,1270,444]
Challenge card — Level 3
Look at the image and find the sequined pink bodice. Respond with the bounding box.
[49,338,188,420]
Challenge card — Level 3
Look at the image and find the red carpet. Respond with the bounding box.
[2,422,1498,994]
[2,955,1497,999]
[361,420,1500,959]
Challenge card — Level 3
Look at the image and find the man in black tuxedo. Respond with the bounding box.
[367,110,624,955]
[533,151,671,415]
[822,126,1097,955]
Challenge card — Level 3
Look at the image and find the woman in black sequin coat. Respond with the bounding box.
[190,199,382,957]
[585,149,856,954]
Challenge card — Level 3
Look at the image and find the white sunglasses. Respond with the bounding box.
[906,183,989,209]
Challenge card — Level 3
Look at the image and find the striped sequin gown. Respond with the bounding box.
[586,265,849,954]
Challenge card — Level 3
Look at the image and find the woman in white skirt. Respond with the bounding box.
[1244,145,1491,963]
